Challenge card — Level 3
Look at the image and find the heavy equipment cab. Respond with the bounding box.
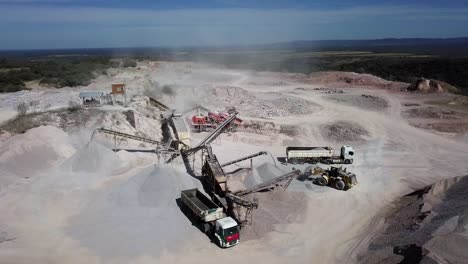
[310,166,357,191]
[341,145,355,161]
[215,217,240,248]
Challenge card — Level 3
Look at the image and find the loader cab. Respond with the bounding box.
[341,145,354,160]
[215,217,240,248]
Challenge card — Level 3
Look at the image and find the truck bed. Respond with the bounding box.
[181,189,225,222]
[191,196,210,211]
[286,146,332,151]
[286,146,334,158]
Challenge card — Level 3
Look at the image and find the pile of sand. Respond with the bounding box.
[322,121,369,142]
[402,107,465,120]
[243,162,287,188]
[325,94,389,110]
[361,175,468,263]
[66,165,202,259]
[241,190,307,241]
[0,126,76,190]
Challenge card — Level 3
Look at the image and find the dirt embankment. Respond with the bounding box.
[289,71,407,90]
[360,175,468,264]
[402,107,466,120]
[325,94,389,111]
[322,121,369,142]
[208,86,321,118]
[401,104,468,136]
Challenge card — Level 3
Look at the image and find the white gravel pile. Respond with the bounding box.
[0,126,76,190]
[66,165,202,258]
[202,86,318,118]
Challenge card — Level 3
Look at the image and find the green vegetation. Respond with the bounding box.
[1,106,102,134]
[122,58,137,68]
[2,49,468,96]
[186,51,468,95]
[0,56,118,93]
[334,57,468,95]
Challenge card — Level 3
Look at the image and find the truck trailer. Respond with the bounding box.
[180,189,240,248]
[286,145,354,165]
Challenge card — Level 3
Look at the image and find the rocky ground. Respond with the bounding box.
[0,61,467,264]
[360,175,468,263]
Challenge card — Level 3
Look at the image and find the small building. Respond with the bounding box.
[111,83,126,95]
[111,83,127,106]
[79,91,105,107]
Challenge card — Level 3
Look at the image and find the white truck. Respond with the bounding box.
[180,189,240,248]
[286,145,355,165]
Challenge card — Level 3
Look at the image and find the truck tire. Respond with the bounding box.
[317,177,327,186]
[345,159,351,164]
[202,223,211,233]
[311,159,318,164]
[290,159,298,165]
[335,180,345,190]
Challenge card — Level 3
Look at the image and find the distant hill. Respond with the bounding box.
[1,37,468,58]
[260,38,468,56]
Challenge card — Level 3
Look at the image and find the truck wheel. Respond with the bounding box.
[202,223,211,233]
[345,159,351,164]
[317,177,327,186]
[311,159,318,164]
[335,180,345,190]
[290,159,298,165]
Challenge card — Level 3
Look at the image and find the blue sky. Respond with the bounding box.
[0,0,468,49]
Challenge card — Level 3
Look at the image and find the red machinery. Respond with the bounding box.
[190,111,242,132]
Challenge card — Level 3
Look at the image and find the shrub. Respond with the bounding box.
[162,85,176,96]
[68,100,81,112]
[29,100,40,113]
[122,59,137,68]
[16,102,29,115]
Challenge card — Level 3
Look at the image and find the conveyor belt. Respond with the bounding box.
[183,112,239,157]
[148,97,170,111]
[234,169,301,196]
[221,151,267,167]
[97,128,161,145]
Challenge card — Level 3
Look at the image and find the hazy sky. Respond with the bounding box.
[0,0,467,50]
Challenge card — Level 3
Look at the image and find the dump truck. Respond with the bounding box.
[180,189,240,248]
[309,166,357,190]
[286,145,354,165]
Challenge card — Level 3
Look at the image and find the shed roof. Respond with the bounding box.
[79,91,104,98]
